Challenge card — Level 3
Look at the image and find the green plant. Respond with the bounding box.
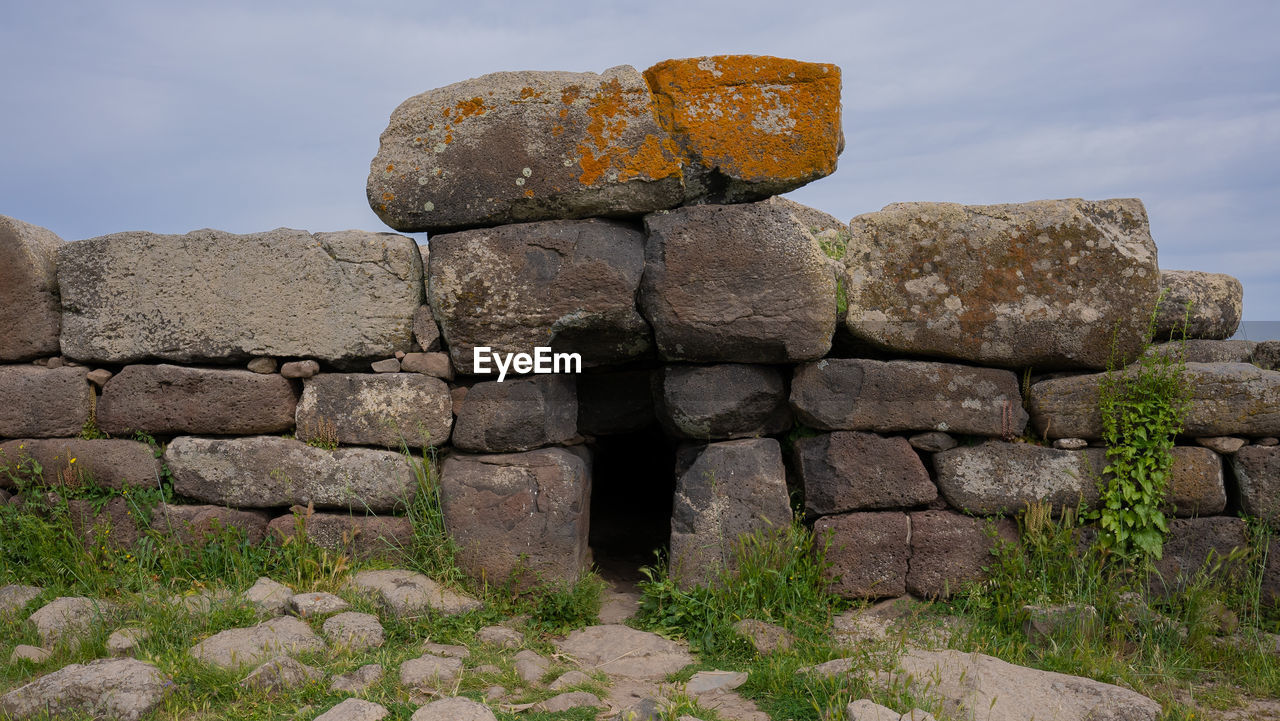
[398,443,464,586]
[1089,301,1191,561]
[527,574,605,634]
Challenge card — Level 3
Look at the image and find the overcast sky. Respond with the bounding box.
[2,1,1276,332]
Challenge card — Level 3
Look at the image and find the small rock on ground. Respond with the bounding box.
[28,596,109,647]
[329,663,383,693]
[314,698,388,721]
[190,616,325,670]
[556,624,693,679]
[514,649,549,684]
[289,591,350,618]
[0,585,43,616]
[687,670,748,694]
[107,627,149,657]
[240,655,325,693]
[476,625,523,648]
[244,577,293,616]
[422,641,470,658]
[733,618,795,654]
[0,658,167,721]
[349,569,482,618]
[549,669,594,690]
[847,699,899,721]
[400,653,463,689]
[537,691,602,712]
[322,611,384,651]
[170,588,233,614]
[410,696,497,721]
[8,645,51,663]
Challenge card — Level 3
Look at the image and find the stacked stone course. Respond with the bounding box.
[1,54,1277,602]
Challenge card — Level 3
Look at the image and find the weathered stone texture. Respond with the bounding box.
[189,616,324,670]
[670,439,792,587]
[440,447,591,585]
[1146,339,1256,364]
[268,513,413,561]
[0,216,63,361]
[795,432,936,515]
[98,364,297,436]
[369,66,684,233]
[643,55,842,203]
[843,198,1159,369]
[1031,363,1280,439]
[296,373,451,449]
[166,436,415,512]
[815,511,909,599]
[933,441,1106,515]
[1232,446,1280,522]
[790,358,1026,436]
[0,439,159,491]
[1151,517,1248,592]
[641,198,836,362]
[0,366,92,438]
[1166,446,1226,517]
[0,658,167,721]
[655,364,791,440]
[1154,270,1243,341]
[452,375,577,452]
[907,511,1017,599]
[152,503,272,545]
[428,219,650,370]
[58,228,422,365]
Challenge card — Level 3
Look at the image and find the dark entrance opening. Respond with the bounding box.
[587,425,677,584]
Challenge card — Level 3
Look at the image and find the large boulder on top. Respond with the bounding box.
[1153,270,1243,341]
[368,66,684,233]
[641,198,837,362]
[165,436,415,512]
[669,438,792,587]
[790,358,1027,436]
[933,441,1106,515]
[97,364,298,436]
[0,439,159,491]
[0,366,93,438]
[58,228,422,366]
[439,447,592,586]
[427,219,650,370]
[1029,363,1280,439]
[643,55,842,203]
[296,373,452,449]
[0,216,63,362]
[843,198,1159,369]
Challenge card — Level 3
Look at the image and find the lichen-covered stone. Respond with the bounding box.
[843,198,1159,369]
[641,198,836,362]
[1030,363,1280,439]
[1146,339,1256,364]
[670,439,792,587]
[1166,446,1226,517]
[368,66,684,233]
[428,219,650,370]
[58,228,422,366]
[0,439,159,491]
[1232,446,1280,522]
[643,55,842,203]
[790,358,1027,436]
[0,658,167,721]
[440,447,591,585]
[296,373,451,449]
[0,366,92,438]
[0,216,63,362]
[267,512,413,562]
[795,432,936,515]
[654,364,791,440]
[814,512,909,599]
[933,441,1106,515]
[1154,270,1243,341]
[152,504,272,545]
[189,617,324,670]
[98,364,297,436]
[452,375,577,452]
[166,436,415,512]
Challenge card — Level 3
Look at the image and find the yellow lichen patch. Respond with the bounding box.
[519,86,540,99]
[448,96,487,121]
[524,189,535,198]
[382,192,395,202]
[385,163,395,172]
[573,78,682,186]
[644,55,842,182]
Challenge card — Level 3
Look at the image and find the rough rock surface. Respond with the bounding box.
[643,55,842,203]
[641,198,836,362]
[887,648,1160,721]
[0,366,92,438]
[9,645,50,664]
[428,219,651,370]
[369,66,684,233]
[452,375,577,452]
[790,358,1027,436]
[733,619,796,655]
[843,198,1159,369]
[153,503,272,545]
[0,658,167,721]
[0,439,159,491]
[907,511,1018,599]
[58,228,422,365]
[267,512,413,561]
[330,664,385,694]
[1154,270,1243,341]
[239,655,324,693]
[400,653,464,689]
[0,585,43,616]
[814,512,909,599]
[288,592,349,618]
[28,596,108,647]
[348,569,482,618]
[410,696,498,721]
[316,698,389,721]
[67,497,140,550]
[297,373,452,449]
[576,369,655,436]
[97,364,297,436]
[1147,339,1256,364]
[322,612,385,650]
[933,441,1106,515]
[1256,341,1280,371]
[670,439,792,587]
[243,578,293,616]
[795,431,937,515]
[167,436,415,511]
[846,699,900,721]
[1030,363,1280,438]
[189,616,324,670]
[654,364,791,440]
[0,216,63,361]
[1231,446,1280,522]
[1166,446,1227,517]
[556,625,693,679]
[440,447,591,585]
[1152,517,1248,592]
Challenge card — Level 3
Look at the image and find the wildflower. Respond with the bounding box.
[69,457,76,464]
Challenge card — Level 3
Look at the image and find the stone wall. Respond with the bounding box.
[2,55,1276,601]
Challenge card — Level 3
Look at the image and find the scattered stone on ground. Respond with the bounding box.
[0,585,42,616]
[8,645,50,663]
[322,612,385,651]
[288,591,350,618]
[107,627,149,657]
[0,657,167,721]
[535,691,603,712]
[513,649,550,684]
[473,664,501,675]
[733,618,796,654]
[329,663,384,694]
[189,616,325,670]
[846,699,901,721]
[239,655,325,693]
[485,685,506,701]
[28,596,108,647]
[349,569,482,617]
[409,695,498,721]
[800,657,857,679]
[475,624,524,648]
[421,641,470,658]
[399,653,464,690]
[170,587,234,614]
[687,670,748,694]
[556,625,694,679]
[244,577,293,616]
[549,669,595,691]
[314,698,389,721]
[1022,603,1100,643]
[687,689,770,721]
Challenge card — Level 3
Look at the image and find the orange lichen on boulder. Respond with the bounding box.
[573,78,683,187]
[644,55,843,201]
